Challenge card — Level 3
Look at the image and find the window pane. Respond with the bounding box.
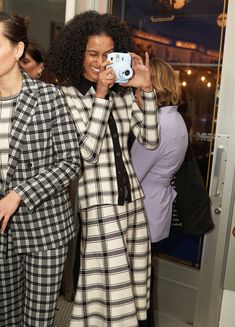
[112,0,227,268]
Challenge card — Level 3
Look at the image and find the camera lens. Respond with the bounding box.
[125,70,130,76]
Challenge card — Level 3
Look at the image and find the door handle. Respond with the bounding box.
[214,207,221,215]
[213,145,225,197]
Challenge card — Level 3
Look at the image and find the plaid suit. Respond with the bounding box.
[63,83,159,327]
[63,85,158,209]
[0,73,81,326]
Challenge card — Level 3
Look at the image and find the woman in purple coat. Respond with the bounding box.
[131,58,188,325]
[131,58,188,243]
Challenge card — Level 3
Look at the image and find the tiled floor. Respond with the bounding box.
[53,297,73,327]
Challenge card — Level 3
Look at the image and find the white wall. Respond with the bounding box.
[4,0,65,50]
[65,0,109,21]
[219,291,235,327]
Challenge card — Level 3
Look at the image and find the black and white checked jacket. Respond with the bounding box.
[63,83,158,209]
[0,73,81,257]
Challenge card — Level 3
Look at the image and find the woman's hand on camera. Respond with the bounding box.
[96,62,116,99]
[121,52,153,92]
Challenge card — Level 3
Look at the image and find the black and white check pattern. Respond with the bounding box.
[0,73,81,257]
[70,199,151,327]
[63,86,158,209]
[0,72,81,325]
[0,231,67,327]
[63,84,158,326]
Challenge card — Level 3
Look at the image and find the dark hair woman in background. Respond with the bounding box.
[46,10,159,327]
[20,40,45,79]
[20,40,56,83]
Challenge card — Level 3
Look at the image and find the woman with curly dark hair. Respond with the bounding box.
[47,10,159,327]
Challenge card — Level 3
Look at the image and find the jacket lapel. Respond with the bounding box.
[6,74,38,186]
[62,86,95,131]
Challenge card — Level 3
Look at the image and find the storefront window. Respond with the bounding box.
[111,0,227,268]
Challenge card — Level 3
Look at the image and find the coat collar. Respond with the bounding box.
[159,105,178,113]
[75,75,119,96]
[76,76,96,95]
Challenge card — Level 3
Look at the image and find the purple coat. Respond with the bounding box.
[131,106,188,242]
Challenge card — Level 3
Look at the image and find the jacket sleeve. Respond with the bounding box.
[63,87,112,164]
[13,90,81,212]
[131,138,159,182]
[130,90,159,149]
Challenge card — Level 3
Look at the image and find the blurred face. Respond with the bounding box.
[20,53,44,79]
[83,34,114,82]
[0,23,23,79]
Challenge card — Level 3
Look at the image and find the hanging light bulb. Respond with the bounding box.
[217,13,227,27]
[170,0,190,9]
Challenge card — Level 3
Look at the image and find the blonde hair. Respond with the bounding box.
[150,58,181,107]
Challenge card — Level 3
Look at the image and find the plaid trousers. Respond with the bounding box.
[0,234,68,327]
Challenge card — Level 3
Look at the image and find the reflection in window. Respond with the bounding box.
[112,0,227,268]
[112,0,226,184]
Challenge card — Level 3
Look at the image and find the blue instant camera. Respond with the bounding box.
[107,52,133,83]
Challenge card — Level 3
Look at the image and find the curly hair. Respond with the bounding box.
[46,11,135,93]
[150,58,181,107]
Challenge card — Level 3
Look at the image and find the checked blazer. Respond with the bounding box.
[62,84,158,209]
[0,73,81,257]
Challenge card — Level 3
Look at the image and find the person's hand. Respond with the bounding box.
[96,61,116,99]
[0,191,21,233]
[120,52,153,92]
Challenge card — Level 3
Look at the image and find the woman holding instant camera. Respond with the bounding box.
[47,10,158,327]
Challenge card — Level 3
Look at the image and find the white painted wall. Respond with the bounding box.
[65,0,109,22]
[219,291,235,327]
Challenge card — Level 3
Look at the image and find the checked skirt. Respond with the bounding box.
[70,198,151,327]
